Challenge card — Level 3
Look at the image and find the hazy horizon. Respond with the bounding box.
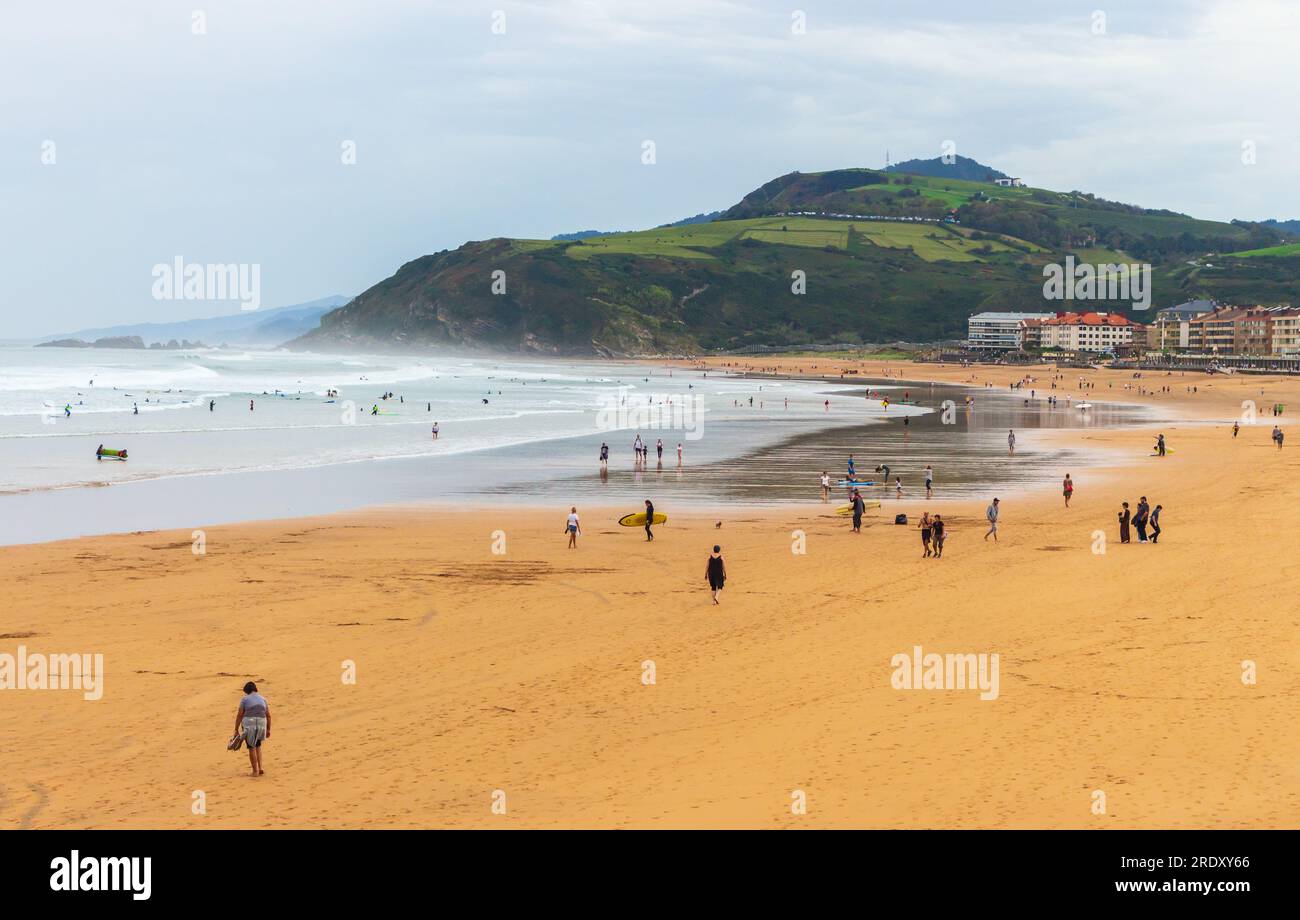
[3,0,1298,336]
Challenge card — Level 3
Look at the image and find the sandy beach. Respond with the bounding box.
[3,359,1298,829]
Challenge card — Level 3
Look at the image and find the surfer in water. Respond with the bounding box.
[847,454,856,481]
[599,442,609,467]
[705,545,726,605]
[431,422,439,440]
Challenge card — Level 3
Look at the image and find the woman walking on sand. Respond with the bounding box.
[565,506,581,548]
[705,545,726,605]
[234,681,271,777]
[1118,502,1131,544]
[919,512,933,558]
[931,514,945,558]
[1063,474,1074,508]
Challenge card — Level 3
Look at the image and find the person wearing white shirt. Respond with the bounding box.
[565,507,581,548]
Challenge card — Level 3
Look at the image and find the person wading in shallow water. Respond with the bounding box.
[234,681,271,777]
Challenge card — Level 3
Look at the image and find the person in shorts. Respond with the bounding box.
[234,682,271,777]
[565,506,581,548]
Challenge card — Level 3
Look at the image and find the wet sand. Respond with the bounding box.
[2,359,1297,828]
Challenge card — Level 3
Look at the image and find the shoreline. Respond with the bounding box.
[0,360,1162,546]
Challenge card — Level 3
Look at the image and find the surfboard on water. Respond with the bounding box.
[97,449,127,461]
[836,480,876,487]
[1077,402,1093,409]
[618,512,668,527]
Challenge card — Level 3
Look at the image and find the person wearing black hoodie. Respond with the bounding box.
[1133,497,1150,543]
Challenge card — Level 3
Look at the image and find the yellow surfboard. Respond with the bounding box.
[836,502,880,515]
[618,512,668,527]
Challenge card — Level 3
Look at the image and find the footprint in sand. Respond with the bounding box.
[20,783,49,830]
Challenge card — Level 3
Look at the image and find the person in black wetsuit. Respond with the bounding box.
[643,499,655,542]
[705,545,726,605]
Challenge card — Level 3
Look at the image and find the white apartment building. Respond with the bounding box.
[967,311,1055,350]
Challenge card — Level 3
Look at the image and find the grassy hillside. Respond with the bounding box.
[1227,242,1300,258]
[292,165,1298,356]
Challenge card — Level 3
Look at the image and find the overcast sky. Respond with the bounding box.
[2,0,1297,336]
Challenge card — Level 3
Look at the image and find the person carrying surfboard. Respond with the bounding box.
[643,499,655,541]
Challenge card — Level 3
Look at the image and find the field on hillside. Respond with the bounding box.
[562,216,1032,263]
[1228,242,1300,258]
[1070,246,1137,264]
[851,222,1020,261]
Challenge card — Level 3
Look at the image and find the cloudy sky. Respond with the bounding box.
[2,0,1297,336]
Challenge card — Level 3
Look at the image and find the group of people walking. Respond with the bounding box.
[1117,496,1163,544]
[918,512,947,557]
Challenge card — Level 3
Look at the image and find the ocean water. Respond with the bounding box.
[0,346,1159,544]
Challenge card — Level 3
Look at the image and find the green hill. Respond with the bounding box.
[885,154,1009,183]
[292,166,1297,356]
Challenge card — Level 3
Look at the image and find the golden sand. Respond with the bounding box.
[2,359,1297,828]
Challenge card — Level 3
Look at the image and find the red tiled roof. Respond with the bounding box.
[1042,311,1141,327]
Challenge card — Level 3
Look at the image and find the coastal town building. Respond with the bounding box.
[1038,311,1143,353]
[1270,310,1300,357]
[1191,307,1245,354]
[1152,300,1216,351]
[966,311,1054,350]
[1019,317,1045,349]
